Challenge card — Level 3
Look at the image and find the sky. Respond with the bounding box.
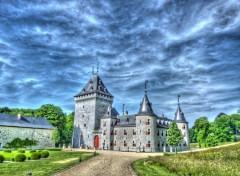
[0,0,240,127]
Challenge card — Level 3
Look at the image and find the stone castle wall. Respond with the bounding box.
[0,126,54,149]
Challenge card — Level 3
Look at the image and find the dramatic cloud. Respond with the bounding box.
[0,0,240,126]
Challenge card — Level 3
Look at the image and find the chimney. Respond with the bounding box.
[17,113,21,120]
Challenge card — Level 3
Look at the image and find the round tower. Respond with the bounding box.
[174,95,190,150]
[136,81,158,152]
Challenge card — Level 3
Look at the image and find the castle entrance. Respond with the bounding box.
[94,135,99,149]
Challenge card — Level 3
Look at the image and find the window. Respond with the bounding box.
[157,130,159,136]
[114,130,117,135]
[166,131,167,136]
[124,141,127,147]
[83,105,84,108]
[133,141,136,147]
[182,125,186,129]
[146,129,150,135]
[84,124,86,127]
[146,119,150,125]
[183,142,187,146]
[146,141,150,148]
[80,135,83,139]
[158,143,160,147]
[82,114,84,118]
[133,129,136,135]
[103,122,106,127]
[103,130,106,135]
[124,130,127,135]
[111,130,114,135]
[110,141,113,146]
[102,140,105,146]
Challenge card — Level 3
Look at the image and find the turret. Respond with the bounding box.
[174,95,190,150]
[136,81,158,152]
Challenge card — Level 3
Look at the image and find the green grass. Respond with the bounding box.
[0,150,95,176]
[132,159,176,176]
[133,142,240,176]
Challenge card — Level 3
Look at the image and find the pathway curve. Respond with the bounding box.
[53,149,163,176]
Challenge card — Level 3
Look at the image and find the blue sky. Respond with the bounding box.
[0,0,240,127]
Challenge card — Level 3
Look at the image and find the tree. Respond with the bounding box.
[230,114,240,135]
[214,114,235,142]
[65,112,74,144]
[194,117,210,147]
[189,127,197,143]
[52,128,61,147]
[167,121,183,154]
[206,133,219,147]
[35,104,67,144]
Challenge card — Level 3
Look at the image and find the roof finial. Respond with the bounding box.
[122,103,125,115]
[97,59,99,74]
[178,95,180,105]
[145,80,148,93]
[92,67,95,75]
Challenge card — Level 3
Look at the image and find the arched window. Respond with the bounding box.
[182,125,186,129]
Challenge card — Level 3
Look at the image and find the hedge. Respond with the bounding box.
[31,152,41,160]
[41,151,50,158]
[15,154,26,162]
[4,149,11,153]
[18,149,25,153]
[46,148,62,151]
[0,155,5,163]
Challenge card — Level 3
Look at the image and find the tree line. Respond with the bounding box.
[189,113,240,147]
[0,105,74,147]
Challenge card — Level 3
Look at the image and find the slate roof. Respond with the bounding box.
[137,91,156,116]
[175,103,187,123]
[115,114,136,127]
[75,74,113,97]
[157,118,172,129]
[0,113,54,129]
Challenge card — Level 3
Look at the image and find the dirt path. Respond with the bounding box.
[53,149,163,176]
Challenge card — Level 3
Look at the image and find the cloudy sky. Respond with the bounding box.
[0,0,240,126]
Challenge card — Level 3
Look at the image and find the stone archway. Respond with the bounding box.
[94,135,100,149]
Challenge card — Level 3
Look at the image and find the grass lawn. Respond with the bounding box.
[133,142,240,176]
[132,159,176,176]
[190,141,235,149]
[0,150,95,176]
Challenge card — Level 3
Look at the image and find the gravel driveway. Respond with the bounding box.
[54,149,163,176]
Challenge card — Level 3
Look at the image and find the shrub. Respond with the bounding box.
[15,154,26,162]
[0,155,5,163]
[46,148,62,151]
[18,149,25,153]
[41,151,50,158]
[29,150,36,153]
[4,149,11,153]
[30,152,41,160]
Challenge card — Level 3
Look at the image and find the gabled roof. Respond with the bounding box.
[0,113,54,129]
[137,92,156,116]
[174,96,187,123]
[75,74,112,97]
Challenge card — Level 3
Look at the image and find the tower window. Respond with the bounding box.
[182,125,186,129]
[146,141,150,148]
[124,141,127,147]
[111,130,114,135]
[82,114,84,118]
[133,141,136,147]
[133,129,136,135]
[114,130,117,135]
[83,105,84,108]
[124,130,127,135]
[146,129,150,135]
[84,124,86,127]
[146,119,150,125]
[103,130,106,135]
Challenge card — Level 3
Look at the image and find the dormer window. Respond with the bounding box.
[124,130,127,135]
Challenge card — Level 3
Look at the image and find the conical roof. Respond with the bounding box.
[137,92,156,116]
[75,74,113,97]
[174,95,187,122]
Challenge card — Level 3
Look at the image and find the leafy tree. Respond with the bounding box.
[35,104,67,144]
[214,114,235,142]
[167,121,183,154]
[52,128,61,147]
[206,133,219,147]
[194,117,210,147]
[189,128,197,143]
[230,114,240,135]
[65,112,74,144]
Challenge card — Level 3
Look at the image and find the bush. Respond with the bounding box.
[4,149,11,153]
[41,151,50,158]
[46,148,62,151]
[0,155,5,163]
[15,154,26,162]
[18,149,25,153]
[29,150,36,153]
[30,152,41,160]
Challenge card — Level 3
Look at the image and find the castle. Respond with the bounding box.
[72,74,189,152]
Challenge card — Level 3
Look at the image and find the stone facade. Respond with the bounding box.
[73,74,190,152]
[0,126,54,149]
[0,113,54,149]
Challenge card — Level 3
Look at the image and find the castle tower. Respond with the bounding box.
[72,74,113,148]
[175,95,190,150]
[136,81,158,152]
